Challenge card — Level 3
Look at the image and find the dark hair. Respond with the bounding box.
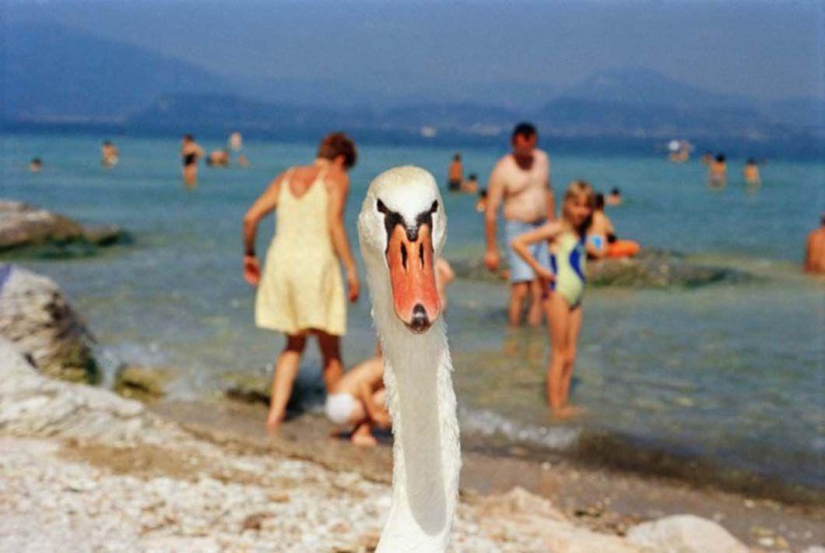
[103,140,112,146]
[511,122,537,141]
[453,153,461,161]
[746,158,756,165]
[183,134,194,142]
[318,132,358,168]
[716,154,726,163]
[469,173,477,180]
[480,189,488,198]
[31,157,42,164]
[610,187,620,195]
[595,193,605,210]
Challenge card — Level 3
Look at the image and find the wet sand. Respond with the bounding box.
[153,399,825,551]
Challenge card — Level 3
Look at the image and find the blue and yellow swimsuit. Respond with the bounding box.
[548,232,586,308]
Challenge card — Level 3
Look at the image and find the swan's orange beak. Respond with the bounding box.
[386,223,441,333]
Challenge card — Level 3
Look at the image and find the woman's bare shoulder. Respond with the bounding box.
[324,167,350,189]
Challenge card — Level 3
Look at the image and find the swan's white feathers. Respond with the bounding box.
[357,165,460,553]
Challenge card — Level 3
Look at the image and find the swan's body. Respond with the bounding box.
[358,166,460,552]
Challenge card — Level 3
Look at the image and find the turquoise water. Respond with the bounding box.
[3,133,824,493]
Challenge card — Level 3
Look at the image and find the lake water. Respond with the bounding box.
[2,133,823,498]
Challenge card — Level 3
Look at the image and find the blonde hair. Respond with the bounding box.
[561,180,596,235]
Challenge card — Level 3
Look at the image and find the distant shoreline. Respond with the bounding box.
[2,122,823,161]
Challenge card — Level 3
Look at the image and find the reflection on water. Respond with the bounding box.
[2,133,824,495]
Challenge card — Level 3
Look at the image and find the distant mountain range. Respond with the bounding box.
[2,23,228,121]
[2,22,823,157]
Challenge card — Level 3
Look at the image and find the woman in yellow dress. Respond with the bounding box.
[242,133,360,431]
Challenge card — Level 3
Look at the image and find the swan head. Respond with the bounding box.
[358,166,446,333]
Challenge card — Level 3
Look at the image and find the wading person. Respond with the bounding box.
[242,132,360,431]
[484,122,555,326]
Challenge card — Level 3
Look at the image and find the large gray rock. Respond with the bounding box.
[626,514,748,553]
[0,200,129,256]
[0,338,151,441]
[0,264,98,382]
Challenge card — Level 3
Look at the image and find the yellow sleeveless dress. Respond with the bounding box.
[255,167,347,335]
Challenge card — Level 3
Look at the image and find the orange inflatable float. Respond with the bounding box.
[606,240,641,258]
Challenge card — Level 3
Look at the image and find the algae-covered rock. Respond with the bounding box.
[222,371,271,406]
[0,264,99,383]
[114,366,174,401]
[587,250,751,288]
[0,200,131,258]
[451,249,752,288]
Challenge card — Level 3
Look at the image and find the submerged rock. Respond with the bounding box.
[450,249,751,288]
[0,200,130,258]
[626,514,748,553]
[587,250,750,288]
[223,372,271,406]
[114,366,173,401]
[0,264,99,383]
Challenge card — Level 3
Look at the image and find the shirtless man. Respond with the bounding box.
[804,213,825,274]
[484,122,555,326]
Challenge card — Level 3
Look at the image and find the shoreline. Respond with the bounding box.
[153,398,825,551]
[1,335,822,551]
[0,339,712,552]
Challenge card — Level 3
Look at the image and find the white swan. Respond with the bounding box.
[358,166,460,552]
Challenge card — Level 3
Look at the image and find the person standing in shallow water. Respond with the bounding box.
[511,181,595,418]
[447,152,463,192]
[743,158,761,186]
[708,154,727,187]
[484,122,555,326]
[242,132,360,432]
[804,212,825,274]
[180,135,205,189]
[101,140,119,168]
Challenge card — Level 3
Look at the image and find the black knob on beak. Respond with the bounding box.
[410,304,430,332]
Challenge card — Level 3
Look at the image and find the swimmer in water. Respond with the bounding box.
[511,180,595,418]
[606,187,622,206]
[101,140,119,168]
[180,134,205,188]
[476,189,488,213]
[447,153,463,192]
[743,158,761,186]
[708,154,727,187]
[804,212,825,274]
[462,173,479,194]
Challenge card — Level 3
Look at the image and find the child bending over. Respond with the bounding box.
[325,356,390,446]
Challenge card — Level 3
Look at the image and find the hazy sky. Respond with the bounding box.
[9,0,825,102]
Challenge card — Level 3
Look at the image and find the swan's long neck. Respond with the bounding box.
[367,255,461,552]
